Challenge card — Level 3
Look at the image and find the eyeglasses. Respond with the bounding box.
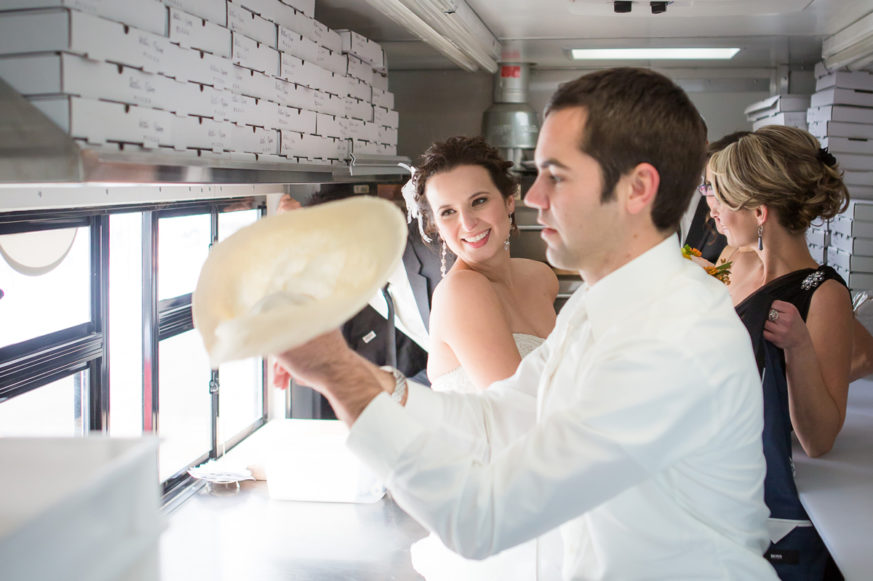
[697,181,714,196]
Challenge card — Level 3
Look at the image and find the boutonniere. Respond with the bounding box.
[681,244,732,285]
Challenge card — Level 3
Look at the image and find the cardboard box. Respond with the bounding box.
[0,0,168,35]
[274,105,316,133]
[0,437,162,581]
[235,0,296,29]
[811,87,873,109]
[377,124,398,146]
[373,106,399,128]
[844,170,873,187]
[829,230,873,255]
[807,105,873,125]
[839,200,873,221]
[808,120,873,140]
[337,29,384,68]
[229,64,275,101]
[231,32,280,76]
[808,242,826,264]
[228,3,278,48]
[315,112,344,138]
[832,263,873,290]
[310,19,342,53]
[316,46,347,75]
[345,53,373,84]
[371,87,394,109]
[849,184,873,201]
[271,77,316,110]
[744,94,810,120]
[279,130,345,159]
[830,214,873,238]
[344,97,373,122]
[820,136,873,156]
[171,47,234,90]
[752,112,807,131]
[806,225,828,247]
[163,0,227,26]
[344,76,371,101]
[311,89,345,116]
[229,124,280,154]
[0,9,173,74]
[0,53,200,115]
[828,246,873,272]
[224,92,277,127]
[279,0,314,17]
[278,26,320,62]
[371,71,389,92]
[169,7,232,58]
[824,151,873,171]
[173,113,231,151]
[816,69,873,92]
[29,94,173,148]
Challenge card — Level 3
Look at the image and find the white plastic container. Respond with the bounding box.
[0,436,163,581]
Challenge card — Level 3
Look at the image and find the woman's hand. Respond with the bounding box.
[763,300,813,351]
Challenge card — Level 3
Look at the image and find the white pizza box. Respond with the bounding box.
[315,112,344,139]
[839,200,873,221]
[278,0,313,18]
[234,0,295,28]
[317,46,347,75]
[172,113,231,151]
[372,71,389,92]
[811,87,873,109]
[350,139,395,156]
[752,112,807,131]
[229,124,279,154]
[345,53,374,84]
[272,77,316,110]
[309,18,342,53]
[826,151,873,171]
[373,105,399,129]
[828,246,873,273]
[345,75,371,101]
[806,225,829,247]
[0,437,162,581]
[169,7,232,58]
[231,32,280,76]
[808,242,826,264]
[359,119,379,142]
[29,94,173,148]
[278,52,332,90]
[807,105,873,125]
[849,185,873,201]
[344,97,373,122]
[225,91,277,127]
[843,170,873,187]
[274,104,315,133]
[830,213,873,238]
[228,2,278,48]
[832,263,873,290]
[336,29,384,68]
[278,26,320,62]
[371,87,394,110]
[279,130,344,159]
[0,0,168,35]
[377,124,398,147]
[820,136,873,155]
[0,53,200,115]
[162,0,226,26]
[744,94,810,121]
[808,120,873,140]
[0,8,172,74]
[311,88,345,117]
[229,63,274,101]
[816,68,873,91]
[829,230,873,255]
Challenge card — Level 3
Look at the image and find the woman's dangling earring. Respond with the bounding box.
[504,213,513,251]
[757,224,764,251]
[440,240,447,278]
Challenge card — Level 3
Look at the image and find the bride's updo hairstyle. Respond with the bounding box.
[412,135,518,242]
[708,125,849,233]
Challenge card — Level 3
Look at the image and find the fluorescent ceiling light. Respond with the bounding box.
[570,48,740,60]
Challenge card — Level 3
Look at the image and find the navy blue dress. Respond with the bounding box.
[735,266,847,581]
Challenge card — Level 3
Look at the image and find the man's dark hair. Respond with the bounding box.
[545,67,706,232]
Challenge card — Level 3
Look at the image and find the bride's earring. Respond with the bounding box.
[757,224,764,250]
[505,213,513,251]
[440,240,447,278]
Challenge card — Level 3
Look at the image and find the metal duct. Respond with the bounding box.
[481,63,539,171]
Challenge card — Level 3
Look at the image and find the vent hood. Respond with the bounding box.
[481,63,539,172]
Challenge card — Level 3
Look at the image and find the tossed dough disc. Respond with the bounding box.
[193,196,408,368]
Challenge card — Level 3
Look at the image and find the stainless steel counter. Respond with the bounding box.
[160,480,428,581]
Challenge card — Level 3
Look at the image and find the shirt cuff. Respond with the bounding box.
[404,380,445,429]
[346,391,428,481]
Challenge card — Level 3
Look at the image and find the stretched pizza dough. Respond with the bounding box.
[193,196,408,368]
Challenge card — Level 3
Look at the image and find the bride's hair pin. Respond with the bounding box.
[398,163,432,243]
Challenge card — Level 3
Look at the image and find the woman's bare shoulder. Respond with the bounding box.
[513,258,559,294]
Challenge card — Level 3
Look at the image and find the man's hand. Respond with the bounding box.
[274,330,387,425]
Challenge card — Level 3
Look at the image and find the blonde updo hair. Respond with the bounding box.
[708,125,849,233]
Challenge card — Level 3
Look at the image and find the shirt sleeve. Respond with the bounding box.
[348,333,725,560]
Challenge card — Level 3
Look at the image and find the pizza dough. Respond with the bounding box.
[193,196,408,368]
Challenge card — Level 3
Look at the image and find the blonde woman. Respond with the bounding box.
[706,125,851,580]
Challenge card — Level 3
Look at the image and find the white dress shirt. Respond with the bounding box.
[348,236,777,580]
[679,189,702,244]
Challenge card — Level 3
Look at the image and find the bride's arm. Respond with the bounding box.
[430,270,521,390]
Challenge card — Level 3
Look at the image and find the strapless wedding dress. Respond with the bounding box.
[410,333,545,581]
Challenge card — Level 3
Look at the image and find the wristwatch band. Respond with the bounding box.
[379,366,407,405]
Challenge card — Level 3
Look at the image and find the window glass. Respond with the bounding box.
[109,212,144,437]
[0,226,90,348]
[158,330,211,481]
[158,214,210,300]
[218,357,263,448]
[218,208,259,242]
[0,371,87,436]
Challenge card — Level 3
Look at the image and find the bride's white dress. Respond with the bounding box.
[410,333,545,580]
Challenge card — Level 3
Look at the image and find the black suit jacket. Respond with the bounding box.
[683,197,727,264]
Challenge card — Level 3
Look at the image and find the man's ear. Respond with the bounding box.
[623,162,660,216]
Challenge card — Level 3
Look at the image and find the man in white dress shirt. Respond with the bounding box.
[275,68,777,579]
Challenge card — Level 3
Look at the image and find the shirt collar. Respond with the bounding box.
[584,235,685,338]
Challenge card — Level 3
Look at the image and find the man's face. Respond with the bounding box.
[525,107,622,279]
